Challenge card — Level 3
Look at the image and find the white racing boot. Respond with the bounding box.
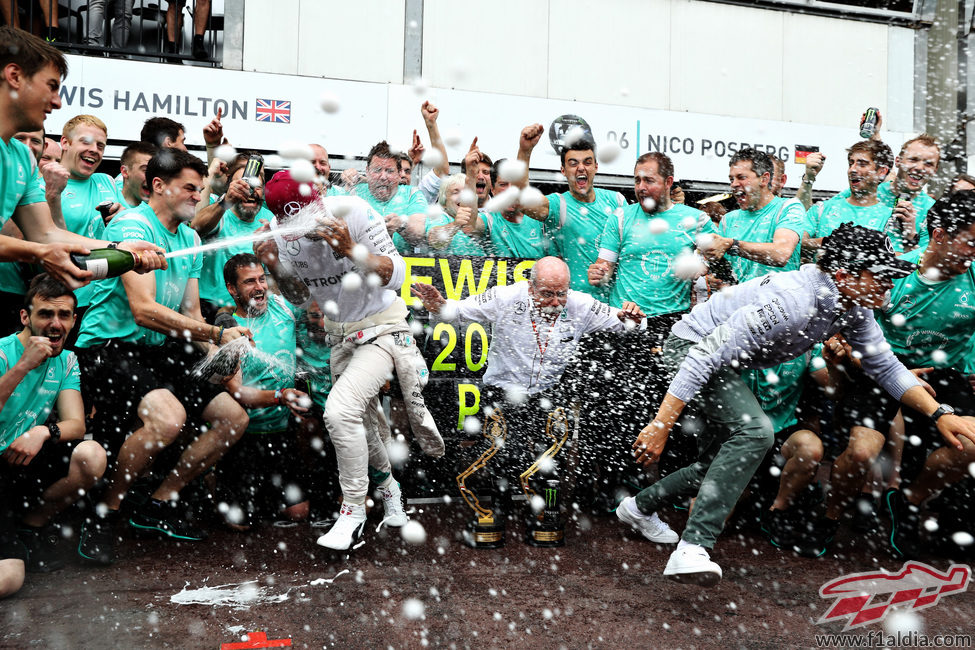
[316,502,367,550]
[380,481,409,528]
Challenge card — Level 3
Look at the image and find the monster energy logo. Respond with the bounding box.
[545,487,559,508]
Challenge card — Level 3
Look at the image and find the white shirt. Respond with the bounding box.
[441,283,628,395]
[271,195,407,323]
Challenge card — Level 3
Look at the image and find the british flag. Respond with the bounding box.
[255,98,291,123]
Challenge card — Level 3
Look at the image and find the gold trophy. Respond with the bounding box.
[456,409,508,548]
[522,407,570,547]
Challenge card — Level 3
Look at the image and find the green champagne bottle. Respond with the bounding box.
[70,248,135,280]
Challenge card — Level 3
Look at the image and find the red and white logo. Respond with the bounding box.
[817,562,970,631]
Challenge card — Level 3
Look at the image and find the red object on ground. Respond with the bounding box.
[220,631,292,649]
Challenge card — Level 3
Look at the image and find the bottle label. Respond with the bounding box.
[87,258,110,280]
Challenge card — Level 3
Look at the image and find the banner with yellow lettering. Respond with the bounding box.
[402,254,535,436]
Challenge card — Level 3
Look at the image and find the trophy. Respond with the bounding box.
[522,407,570,547]
[456,409,508,548]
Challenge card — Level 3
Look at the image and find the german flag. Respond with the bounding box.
[795,144,819,165]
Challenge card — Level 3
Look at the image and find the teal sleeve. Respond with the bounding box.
[404,188,428,215]
[19,164,45,207]
[543,193,561,232]
[63,353,81,392]
[599,210,622,256]
[778,202,805,236]
[424,212,450,233]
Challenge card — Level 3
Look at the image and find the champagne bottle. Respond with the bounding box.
[70,248,135,280]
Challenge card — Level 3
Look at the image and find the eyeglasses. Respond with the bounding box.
[536,289,567,300]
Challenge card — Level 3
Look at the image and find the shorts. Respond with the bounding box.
[214,430,309,522]
[76,338,226,453]
[835,364,975,481]
[0,440,80,519]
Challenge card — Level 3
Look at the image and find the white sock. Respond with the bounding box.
[378,475,395,490]
[627,498,645,516]
[677,539,695,550]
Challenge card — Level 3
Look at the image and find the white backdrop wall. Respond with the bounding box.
[239,0,917,134]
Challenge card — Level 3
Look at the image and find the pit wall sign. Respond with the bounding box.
[402,255,535,434]
[54,54,908,192]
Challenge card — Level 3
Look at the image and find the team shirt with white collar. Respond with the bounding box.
[271,195,407,323]
[439,282,629,395]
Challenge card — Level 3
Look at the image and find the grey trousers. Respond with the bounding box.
[635,334,774,549]
[86,0,133,48]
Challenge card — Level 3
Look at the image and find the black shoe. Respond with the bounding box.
[885,488,922,558]
[762,508,797,549]
[792,516,837,558]
[78,513,118,566]
[129,499,208,541]
[163,40,182,64]
[852,495,879,534]
[191,35,208,60]
[17,525,65,573]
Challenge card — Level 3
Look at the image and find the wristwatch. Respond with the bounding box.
[48,423,61,443]
[930,403,955,422]
[727,239,741,256]
[107,241,121,250]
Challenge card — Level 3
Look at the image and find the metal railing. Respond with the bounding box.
[0,0,223,66]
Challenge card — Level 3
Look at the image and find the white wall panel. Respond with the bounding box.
[547,0,671,109]
[422,0,549,96]
[670,2,784,120]
[242,0,299,75]
[297,0,406,83]
[886,26,917,133]
[782,13,887,128]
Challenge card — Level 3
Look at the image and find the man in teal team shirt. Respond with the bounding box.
[835,134,940,253]
[118,142,156,209]
[787,192,975,559]
[515,123,627,303]
[0,276,107,594]
[803,140,894,254]
[216,254,312,528]
[0,27,164,303]
[191,153,274,322]
[478,158,546,259]
[74,149,250,558]
[589,152,715,320]
[47,114,124,312]
[341,140,429,255]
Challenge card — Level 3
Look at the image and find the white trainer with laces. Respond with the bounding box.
[663,543,722,586]
[316,502,367,550]
[381,481,409,527]
[615,497,679,544]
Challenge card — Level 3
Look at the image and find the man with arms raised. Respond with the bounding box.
[515,124,626,303]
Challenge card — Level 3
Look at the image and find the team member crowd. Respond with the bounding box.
[2,26,974,596]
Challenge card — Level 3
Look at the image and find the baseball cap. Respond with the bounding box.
[819,222,916,279]
[263,170,321,220]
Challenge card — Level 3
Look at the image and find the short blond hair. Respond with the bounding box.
[62,114,108,140]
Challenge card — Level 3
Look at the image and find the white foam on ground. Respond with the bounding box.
[309,569,350,586]
[170,580,290,609]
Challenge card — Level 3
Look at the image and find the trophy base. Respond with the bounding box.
[470,521,506,549]
[526,522,565,547]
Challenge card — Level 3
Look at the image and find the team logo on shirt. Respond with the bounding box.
[640,251,672,280]
[514,301,527,315]
[285,239,301,256]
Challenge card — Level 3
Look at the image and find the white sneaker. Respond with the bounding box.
[615,497,679,544]
[316,503,367,550]
[663,544,722,586]
[380,481,409,528]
